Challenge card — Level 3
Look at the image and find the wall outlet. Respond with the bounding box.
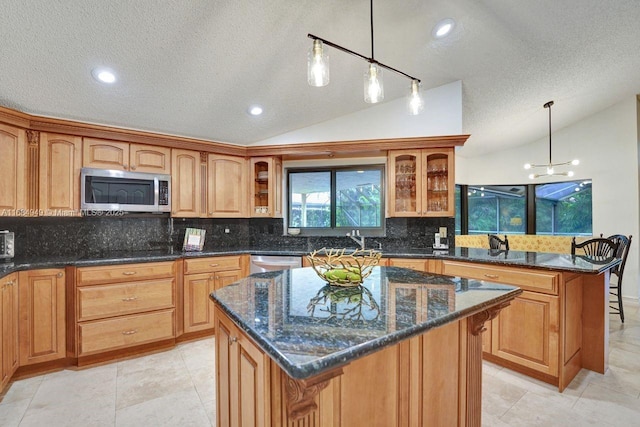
[224,228,230,234]
[439,226,447,237]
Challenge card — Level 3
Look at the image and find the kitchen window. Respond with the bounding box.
[287,166,384,235]
[456,180,592,236]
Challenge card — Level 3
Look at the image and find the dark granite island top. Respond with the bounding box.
[211,266,520,379]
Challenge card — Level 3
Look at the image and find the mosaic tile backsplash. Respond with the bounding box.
[0,216,454,257]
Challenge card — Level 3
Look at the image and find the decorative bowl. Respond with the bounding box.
[306,247,382,287]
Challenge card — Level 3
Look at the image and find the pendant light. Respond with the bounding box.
[307,0,423,111]
[524,101,579,179]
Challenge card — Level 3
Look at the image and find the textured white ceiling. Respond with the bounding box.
[1,0,639,157]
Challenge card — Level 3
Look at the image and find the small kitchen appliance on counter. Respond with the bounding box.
[0,230,15,260]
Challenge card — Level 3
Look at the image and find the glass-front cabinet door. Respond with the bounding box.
[388,150,421,216]
[388,148,454,217]
[250,156,283,218]
[422,149,454,217]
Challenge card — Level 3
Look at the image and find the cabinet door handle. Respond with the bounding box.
[484,274,499,279]
[122,296,138,302]
[122,330,138,335]
[6,280,14,286]
[122,271,137,276]
[230,336,238,344]
[130,165,136,170]
[210,276,215,280]
[209,263,220,267]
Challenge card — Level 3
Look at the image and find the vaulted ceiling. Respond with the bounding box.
[1,0,639,158]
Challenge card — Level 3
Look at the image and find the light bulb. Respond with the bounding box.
[408,80,424,115]
[524,163,532,170]
[528,173,536,180]
[364,63,384,103]
[571,159,580,165]
[567,171,574,177]
[307,39,329,87]
[546,166,554,175]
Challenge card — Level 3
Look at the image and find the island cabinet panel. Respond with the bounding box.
[75,261,176,359]
[39,133,82,215]
[183,256,247,334]
[215,307,269,427]
[0,123,27,212]
[207,154,248,217]
[1,273,19,392]
[171,148,203,217]
[491,291,559,376]
[18,269,66,365]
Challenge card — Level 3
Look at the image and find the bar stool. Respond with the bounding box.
[488,234,509,251]
[602,234,632,323]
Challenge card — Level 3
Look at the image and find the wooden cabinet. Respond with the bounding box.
[18,269,66,365]
[250,157,282,218]
[387,281,455,332]
[207,154,248,217]
[183,256,246,334]
[442,260,562,379]
[39,133,82,215]
[0,123,27,213]
[172,149,203,217]
[75,261,176,357]
[83,138,171,173]
[1,273,19,391]
[215,305,270,427]
[388,258,442,274]
[387,148,455,217]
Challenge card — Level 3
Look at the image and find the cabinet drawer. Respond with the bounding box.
[77,261,175,286]
[442,261,559,294]
[77,278,175,321]
[78,309,175,356]
[184,256,242,274]
[388,258,426,271]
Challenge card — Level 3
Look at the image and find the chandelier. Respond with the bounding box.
[307,0,424,115]
[524,101,579,179]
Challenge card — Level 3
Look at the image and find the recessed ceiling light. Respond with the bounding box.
[249,106,263,116]
[91,68,117,84]
[432,18,455,39]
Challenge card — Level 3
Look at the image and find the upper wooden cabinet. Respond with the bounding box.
[39,133,82,215]
[387,148,455,217]
[250,157,282,218]
[83,138,171,174]
[0,123,27,213]
[172,149,203,217]
[207,154,248,217]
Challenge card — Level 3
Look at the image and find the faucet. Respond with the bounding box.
[347,229,365,250]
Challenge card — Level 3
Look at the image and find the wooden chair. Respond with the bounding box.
[488,234,509,251]
[601,234,632,323]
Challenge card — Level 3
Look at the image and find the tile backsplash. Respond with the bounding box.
[0,215,454,257]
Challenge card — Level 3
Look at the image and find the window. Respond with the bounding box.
[535,180,592,235]
[456,180,592,236]
[467,185,526,235]
[288,166,384,235]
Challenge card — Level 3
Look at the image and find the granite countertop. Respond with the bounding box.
[210,266,521,380]
[0,244,619,279]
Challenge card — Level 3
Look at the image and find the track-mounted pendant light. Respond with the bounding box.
[307,0,423,111]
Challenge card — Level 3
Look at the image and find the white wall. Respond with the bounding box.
[456,96,640,300]
[253,81,462,145]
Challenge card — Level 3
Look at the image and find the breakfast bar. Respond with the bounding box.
[211,266,521,426]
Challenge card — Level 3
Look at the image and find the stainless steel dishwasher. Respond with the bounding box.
[249,255,302,273]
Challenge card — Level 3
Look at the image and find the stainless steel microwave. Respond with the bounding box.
[81,168,171,213]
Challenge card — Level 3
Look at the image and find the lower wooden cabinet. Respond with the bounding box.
[75,261,176,358]
[215,306,269,427]
[18,269,66,365]
[183,256,246,334]
[1,273,19,391]
[388,258,442,274]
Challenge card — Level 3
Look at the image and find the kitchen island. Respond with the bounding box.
[210,266,521,427]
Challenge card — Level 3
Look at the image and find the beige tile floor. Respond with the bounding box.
[1,301,639,426]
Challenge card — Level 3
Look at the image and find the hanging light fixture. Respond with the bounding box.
[307,0,423,112]
[524,101,579,179]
